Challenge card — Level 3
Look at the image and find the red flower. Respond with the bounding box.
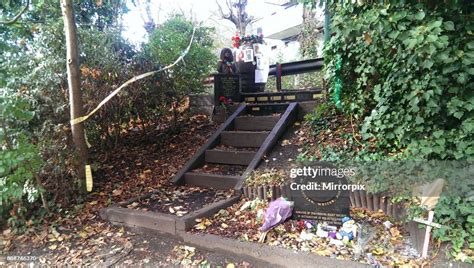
[232,33,241,48]
[219,96,226,102]
[296,220,305,230]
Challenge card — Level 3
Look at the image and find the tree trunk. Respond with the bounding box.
[61,0,88,191]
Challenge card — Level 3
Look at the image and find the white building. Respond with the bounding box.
[248,0,324,63]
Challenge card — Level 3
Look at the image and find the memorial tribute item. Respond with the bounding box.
[213,74,240,105]
[214,48,240,104]
[232,32,267,92]
[217,47,237,74]
[412,179,445,258]
[288,163,351,227]
[254,44,269,83]
[336,216,358,242]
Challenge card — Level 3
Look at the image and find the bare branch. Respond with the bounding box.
[0,0,30,25]
[216,0,231,20]
[134,0,149,26]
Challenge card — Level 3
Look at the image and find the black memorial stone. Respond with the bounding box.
[213,73,241,104]
[288,162,351,227]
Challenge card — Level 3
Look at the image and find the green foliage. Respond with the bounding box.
[144,15,216,128]
[0,0,155,228]
[0,95,43,228]
[145,16,215,98]
[1,2,217,231]
[307,2,474,260]
[325,3,473,160]
[434,195,474,262]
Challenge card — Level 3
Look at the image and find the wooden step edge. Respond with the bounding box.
[184,172,240,189]
[184,172,241,180]
[235,115,281,119]
[221,130,271,134]
[205,149,256,166]
[206,148,258,154]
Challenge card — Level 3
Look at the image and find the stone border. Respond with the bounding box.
[179,232,367,268]
[100,195,241,234]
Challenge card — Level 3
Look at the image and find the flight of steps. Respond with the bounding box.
[172,103,298,190]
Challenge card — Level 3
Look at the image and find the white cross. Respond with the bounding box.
[413,210,443,258]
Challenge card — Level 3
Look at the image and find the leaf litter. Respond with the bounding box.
[1,115,251,266]
[192,198,427,267]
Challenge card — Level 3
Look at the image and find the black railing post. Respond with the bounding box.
[276,63,282,91]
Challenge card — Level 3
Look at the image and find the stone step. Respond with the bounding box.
[234,115,280,131]
[184,172,240,189]
[205,149,256,166]
[220,131,270,148]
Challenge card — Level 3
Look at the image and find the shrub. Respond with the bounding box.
[144,15,216,129]
[0,95,44,230]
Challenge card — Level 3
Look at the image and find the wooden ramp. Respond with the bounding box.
[171,103,298,190]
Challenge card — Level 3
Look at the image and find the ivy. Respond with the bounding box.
[308,2,474,261]
[325,3,473,161]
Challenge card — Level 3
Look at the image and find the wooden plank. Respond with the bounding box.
[221,131,269,148]
[171,104,247,185]
[177,195,241,231]
[205,149,256,166]
[184,172,240,189]
[234,103,298,190]
[240,89,322,103]
[234,116,280,131]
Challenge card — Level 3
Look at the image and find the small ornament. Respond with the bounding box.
[336,216,358,242]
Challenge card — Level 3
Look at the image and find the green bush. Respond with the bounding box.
[0,95,44,230]
[144,15,216,128]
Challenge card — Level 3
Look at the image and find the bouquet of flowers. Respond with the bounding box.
[218,96,233,110]
[232,32,264,48]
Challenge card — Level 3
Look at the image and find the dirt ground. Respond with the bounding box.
[4,225,266,267]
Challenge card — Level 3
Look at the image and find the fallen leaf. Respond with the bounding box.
[390,227,400,237]
[364,32,372,45]
[112,189,123,196]
[372,248,384,255]
[79,231,88,239]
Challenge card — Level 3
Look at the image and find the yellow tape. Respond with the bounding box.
[84,129,91,148]
[85,165,93,192]
[70,27,197,126]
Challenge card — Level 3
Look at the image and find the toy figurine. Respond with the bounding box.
[336,216,358,242]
